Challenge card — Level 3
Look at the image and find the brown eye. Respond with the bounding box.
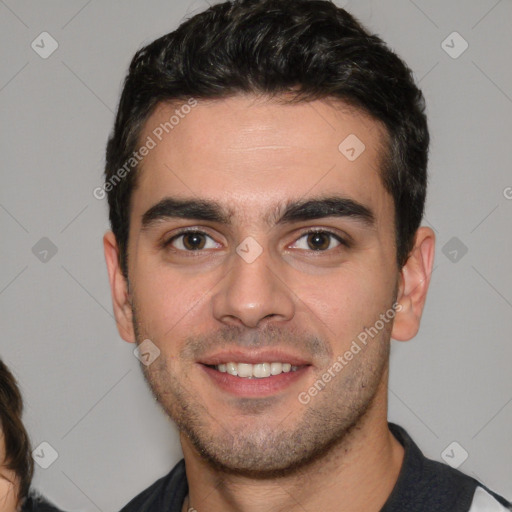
[165,231,220,251]
[182,233,207,250]
[289,231,344,252]
[306,232,331,250]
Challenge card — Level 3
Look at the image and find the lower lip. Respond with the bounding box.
[200,364,311,397]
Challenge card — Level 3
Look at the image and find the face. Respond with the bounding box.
[105,95,433,476]
[0,432,19,512]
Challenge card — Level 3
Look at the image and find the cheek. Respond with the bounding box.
[0,475,18,511]
[298,264,395,338]
[133,269,214,342]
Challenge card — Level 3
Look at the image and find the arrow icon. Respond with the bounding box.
[39,249,48,260]
[445,39,455,48]
[35,39,46,48]
[239,244,250,253]
[448,249,458,259]
[142,352,151,363]
[345,147,355,157]
[35,449,45,458]
[445,449,455,458]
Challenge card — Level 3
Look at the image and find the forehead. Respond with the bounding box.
[131,95,391,227]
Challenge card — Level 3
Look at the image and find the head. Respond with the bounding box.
[0,359,33,510]
[104,0,434,476]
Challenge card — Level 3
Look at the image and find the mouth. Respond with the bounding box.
[198,353,312,397]
[207,361,303,378]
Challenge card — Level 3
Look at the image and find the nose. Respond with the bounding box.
[211,244,295,328]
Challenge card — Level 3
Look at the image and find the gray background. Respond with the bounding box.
[1,0,511,510]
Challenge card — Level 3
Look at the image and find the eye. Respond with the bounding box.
[164,231,220,251]
[290,231,344,251]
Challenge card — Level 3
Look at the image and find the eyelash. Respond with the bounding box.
[161,228,350,253]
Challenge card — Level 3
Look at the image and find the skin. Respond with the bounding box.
[104,94,435,512]
[0,432,19,512]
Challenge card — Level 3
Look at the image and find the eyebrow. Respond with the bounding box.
[140,196,375,231]
[141,198,231,231]
[276,196,374,226]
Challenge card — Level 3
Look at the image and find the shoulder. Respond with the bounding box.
[384,423,511,512]
[119,459,188,512]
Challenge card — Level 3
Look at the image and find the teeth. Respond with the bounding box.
[226,362,238,376]
[237,363,253,378]
[270,362,282,375]
[253,363,270,378]
[215,362,301,378]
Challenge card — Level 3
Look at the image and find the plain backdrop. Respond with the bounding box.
[1,0,511,510]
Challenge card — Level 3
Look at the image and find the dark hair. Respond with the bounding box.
[105,0,429,276]
[0,358,34,501]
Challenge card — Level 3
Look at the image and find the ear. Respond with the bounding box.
[391,226,435,341]
[103,230,136,343]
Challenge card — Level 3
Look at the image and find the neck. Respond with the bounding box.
[180,369,404,512]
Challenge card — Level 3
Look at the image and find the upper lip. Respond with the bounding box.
[198,350,311,366]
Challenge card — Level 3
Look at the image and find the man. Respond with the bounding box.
[102,0,511,510]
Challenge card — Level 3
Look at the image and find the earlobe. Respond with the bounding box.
[103,230,136,343]
[391,227,435,341]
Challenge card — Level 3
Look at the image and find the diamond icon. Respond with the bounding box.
[32,237,58,263]
[31,32,59,59]
[441,32,468,59]
[32,441,59,469]
[236,236,263,264]
[442,236,468,263]
[134,339,161,366]
[338,134,366,161]
[441,441,468,469]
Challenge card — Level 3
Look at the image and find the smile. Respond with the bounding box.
[201,363,311,397]
[211,362,301,378]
